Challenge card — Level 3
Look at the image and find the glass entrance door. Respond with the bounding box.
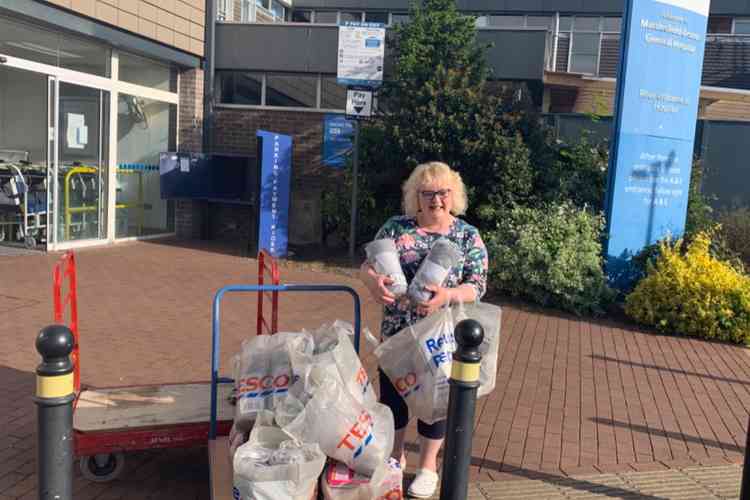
[0,65,49,249]
[54,82,109,243]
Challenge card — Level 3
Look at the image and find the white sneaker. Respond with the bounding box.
[407,468,439,498]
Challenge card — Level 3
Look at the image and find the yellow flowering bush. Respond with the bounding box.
[625,232,750,344]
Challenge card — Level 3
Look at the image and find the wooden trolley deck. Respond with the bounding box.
[75,383,234,432]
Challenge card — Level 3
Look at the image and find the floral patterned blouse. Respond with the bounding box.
[374,215,489,338]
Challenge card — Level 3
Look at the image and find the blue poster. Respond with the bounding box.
[257,130,292,258]
[322,114,354,168]
[604,0,709,287]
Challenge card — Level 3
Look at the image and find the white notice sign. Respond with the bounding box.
[346,89,373,119]
[337,22,385,87]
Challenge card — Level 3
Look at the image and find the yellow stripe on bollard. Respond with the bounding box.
[451,361,480,383]
[36,373,74,398]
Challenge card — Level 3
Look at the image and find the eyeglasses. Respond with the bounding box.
[419,189,451,200]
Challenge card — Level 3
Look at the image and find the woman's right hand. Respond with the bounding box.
[361,263,396,305]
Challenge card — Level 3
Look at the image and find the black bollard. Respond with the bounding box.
[35,324,75,500]
[741,415,750,500]
[440,318,484,500]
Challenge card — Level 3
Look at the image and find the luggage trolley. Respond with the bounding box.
[0,161,48,247]
[52,250,281,482]
[206,284,363,500]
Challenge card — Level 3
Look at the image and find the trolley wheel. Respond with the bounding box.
[24,236,36,249]
[79,452,125,482]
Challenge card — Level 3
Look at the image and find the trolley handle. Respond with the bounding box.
[209,284,362,439]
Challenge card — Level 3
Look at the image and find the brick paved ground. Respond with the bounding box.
[1,239,750,498]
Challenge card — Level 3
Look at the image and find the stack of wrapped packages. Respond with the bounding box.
[229,321,403,500]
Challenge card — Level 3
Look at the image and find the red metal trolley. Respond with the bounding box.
[52,250,280,482]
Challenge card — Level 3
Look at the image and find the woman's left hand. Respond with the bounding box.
[416,285,453,316]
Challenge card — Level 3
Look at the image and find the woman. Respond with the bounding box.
[360,161,488,498]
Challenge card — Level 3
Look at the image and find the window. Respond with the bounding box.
[292,10,312,22]
[365,11,389,25]
[0,15,109,77]
[266,73,317,108]
[340,12,363,23]
[314,11,338,23]
[270,0,286,20]
[321,77,347,110]
[117,95,176,237]
[391,13,410,25]
[217,0,235,20]
[526,16,554,29]
[735,18,750,34]
[216,72,347,111]
[570,32,600,74]
[488,15,525,28]
[574,17,600,31]
[558,16,621,76]
[118,52,176,92]
[475,16,489,28]
[601,17,621,32]
[217,71,263,105]
[708,16,732,34]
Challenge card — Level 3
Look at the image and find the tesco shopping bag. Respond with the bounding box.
[321,458,403,500]
[232,420,326,500]
[454,302,502,397]
[282,376,394,475]
[375,302,502,424]
[289,321,376,407]
[233,331,314,431]
[374,307,456,424]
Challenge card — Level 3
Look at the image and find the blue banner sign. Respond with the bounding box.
[322,114,354,168]
[604,0,710,287]
[257,130,292,258]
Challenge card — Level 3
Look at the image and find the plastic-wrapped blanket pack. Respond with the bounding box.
[407,238,462,303]
[232,412,326,500]
[365,239,408,296]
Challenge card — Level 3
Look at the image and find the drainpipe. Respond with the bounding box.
[204,0,216,154]
[201,0,217,240]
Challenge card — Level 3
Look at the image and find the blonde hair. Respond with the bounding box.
[402,161,468,217]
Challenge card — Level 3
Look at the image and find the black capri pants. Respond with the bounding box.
[378,368,447,440]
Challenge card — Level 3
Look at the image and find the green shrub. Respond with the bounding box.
[536,133,610,211]
[625,232,750,344]
[685,159,715,235]
[484,202,614,316]
[717,206,750,268]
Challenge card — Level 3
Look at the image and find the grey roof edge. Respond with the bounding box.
[0,0,202,68]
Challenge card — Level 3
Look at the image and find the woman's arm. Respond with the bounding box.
[360,258,396,305]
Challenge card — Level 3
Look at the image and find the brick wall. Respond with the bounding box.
[42,0,205,56]
[175,67,205,239]
[212,108,341,246]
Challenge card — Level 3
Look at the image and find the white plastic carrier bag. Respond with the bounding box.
[282,375,395,475]
[375,301,502,424]
[321,458,404,500]
[232,417,326,500]
[289,321,376,407]
[374,307,456,424]
[233,331,314,431]
[454,301,502,397]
